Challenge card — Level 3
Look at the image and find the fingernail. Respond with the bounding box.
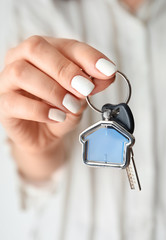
[62,93,81,114]
[48,108,66,122]
[71,75,95,96]
[95,58,117,76]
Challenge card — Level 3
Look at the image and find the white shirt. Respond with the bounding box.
[0,0,166,239]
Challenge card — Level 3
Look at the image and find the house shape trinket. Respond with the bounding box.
[80,121,135,168]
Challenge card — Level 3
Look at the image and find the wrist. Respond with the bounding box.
[10,139,65,181]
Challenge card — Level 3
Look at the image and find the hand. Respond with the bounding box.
[0,36,117,179]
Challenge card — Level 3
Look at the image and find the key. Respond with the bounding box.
[126,149,141,190]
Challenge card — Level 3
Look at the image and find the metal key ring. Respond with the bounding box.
[86,71,132,114]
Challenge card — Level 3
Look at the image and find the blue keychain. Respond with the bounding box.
[80,71,141,190]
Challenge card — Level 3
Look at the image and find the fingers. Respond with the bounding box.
[5,36,117,98]
[5,36,95,98]
[1,60,83,114]
[0,92,84,139]
[46,38,117,79]
[0,92,66,123]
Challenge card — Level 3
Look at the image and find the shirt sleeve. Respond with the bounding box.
[16,162,68,210]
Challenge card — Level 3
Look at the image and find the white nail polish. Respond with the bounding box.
[71,75,95,96]
[48,108,66,122]
[95,58,117,76]
[62,93,81,114]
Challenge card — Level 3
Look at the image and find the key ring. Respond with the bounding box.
[86,71,132,113]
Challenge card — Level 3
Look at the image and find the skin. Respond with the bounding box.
[0,0,144,182]
[0,37,115,181]
[121,0,145,12]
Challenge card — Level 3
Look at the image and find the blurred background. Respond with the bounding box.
[0,0,166,239]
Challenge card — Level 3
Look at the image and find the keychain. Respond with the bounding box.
[80,71,141,191]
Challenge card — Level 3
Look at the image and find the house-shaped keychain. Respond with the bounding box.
[80,103,135,168]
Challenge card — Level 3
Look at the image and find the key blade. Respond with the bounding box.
[126,164,136,190]
[126,149,141,191]
[131,151,141,191]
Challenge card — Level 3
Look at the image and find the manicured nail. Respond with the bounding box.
[95,58,117,76]
[71,75,95,96]
[62,93,81,114]
[48,108,66,122]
